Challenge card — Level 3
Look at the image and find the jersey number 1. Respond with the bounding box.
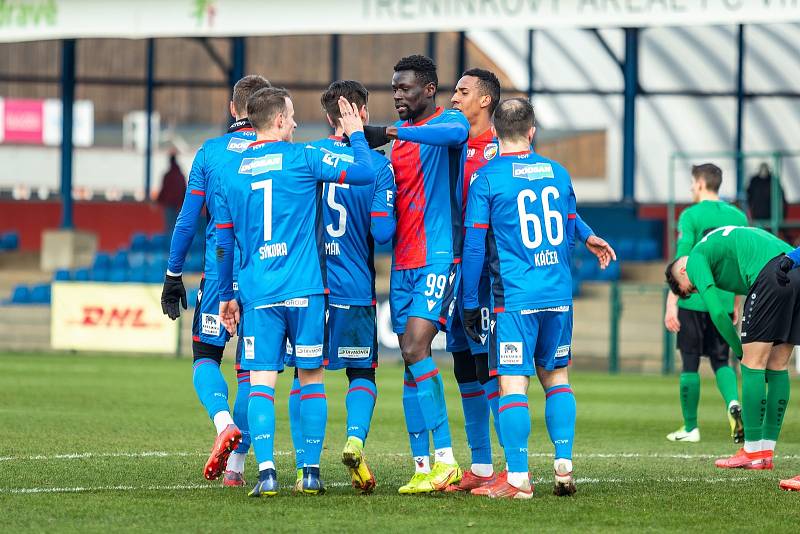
[252,179,272,241]
[517,185,563,249]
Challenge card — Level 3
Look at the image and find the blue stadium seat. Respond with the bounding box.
[147,253,168,273]
[577,258,599,280]
[73,268,90,281]
[128,251,147,269]
[0,231,19,251]
[91,268,111,282]
[594,261,621,281]
[572,276,581,298]
[9,285,30,304]
[92,252,112,271]
[145,265,163,283]
[187,287,199,307]
[30,284,51,304]
[112,250,129,270]
[616,238,637,262]
[149,233,169,252]
[127,268,147,283]
[130,232,148,252]
[109,267,127,283]
[54,269,71,281]
[636,238,661,261]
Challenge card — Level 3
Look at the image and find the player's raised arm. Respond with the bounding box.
[370,161,396,245]
[387,109,469,147]
[160,148,206,319]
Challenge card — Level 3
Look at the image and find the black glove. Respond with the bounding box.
[362,125,390,148]
[776,255,795,287]
[161,274,187,320]
[463,307,483,344]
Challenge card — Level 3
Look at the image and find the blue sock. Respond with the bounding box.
[346,378,377,443]
[408,357,450,437]
[483,377,503,448]
[545,384,576,460]
[300,383,327,467]
[247,385,275,469]
[192,358,229,420]
[232,371,250,453]
[458,381,491,465]
[402,370,430,458]
[499,394,530,473]
[288,378,303,470]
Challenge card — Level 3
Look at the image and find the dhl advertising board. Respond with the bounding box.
[51,282,178,353]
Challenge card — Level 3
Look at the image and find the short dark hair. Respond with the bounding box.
[321,80,369,122]
[692,163,723,193]
[462,68,501,114]
[232,75,271,116]
[492,98,535,142]
[247,87,290,131]
[394,54,438,89]
[664,258,687,298]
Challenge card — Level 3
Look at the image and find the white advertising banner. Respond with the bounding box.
[0,0,798,42]
[51,282,178,353]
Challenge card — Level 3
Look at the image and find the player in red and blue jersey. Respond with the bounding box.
[463,98,579,499]
[215,88,376,497]
[444,70,615,494]
[283,80,395,494]
[369,55,469,493]
[159,75,270,486]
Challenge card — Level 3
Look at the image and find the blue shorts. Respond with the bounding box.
[447,273,491,354]
[192,277,232,347]
[489,306,573,376]
[390,263,460,335]
[239,295,326,372]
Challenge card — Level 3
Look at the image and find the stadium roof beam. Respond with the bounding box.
[60,39,75,229]
[144,38,155,201]
[622,28,639,204]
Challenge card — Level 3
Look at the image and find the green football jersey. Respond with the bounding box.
[675,200,748,312]
[685,226,792,356]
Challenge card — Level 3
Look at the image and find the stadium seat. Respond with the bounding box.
[54,269,71,281]
[0,231,19,251]
[130,232,148,252]
[149,233,169,252]
[128,250,147,269]
[73,268,90,281]
[616,238,637,262]
[8,285,30,304]
[109,267,127,283]
[127,268,147,283]
[112,250,129,270]
[594,261,621,281]
[92,252,112,271]
[30,284,51,304]
[636,238,661,261]
[91,268,111,282]
[572,276,581,297]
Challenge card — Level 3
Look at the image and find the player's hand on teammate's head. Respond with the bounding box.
[777,255,794,286]
[337,96,364,136]
[585,235,617,270]
[462,307,483,344]
[219,300,240,335]
[160,274,187,320]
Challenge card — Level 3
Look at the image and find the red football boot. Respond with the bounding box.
[779,475,800,491]
[204,424,242,480]
[445,470,496,492]
[715,448,773,470]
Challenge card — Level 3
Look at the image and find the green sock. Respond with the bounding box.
[740,364,766,442]
[763,369,791,442]
[714,366,739,407]
[680,372,700,431]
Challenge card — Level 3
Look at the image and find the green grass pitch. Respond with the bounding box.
[1,352,799,532]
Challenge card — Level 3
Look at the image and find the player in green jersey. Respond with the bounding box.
[663,164,748,444]
[665,226,797,470]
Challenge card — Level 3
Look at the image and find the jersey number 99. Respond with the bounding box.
[517,185,563,249]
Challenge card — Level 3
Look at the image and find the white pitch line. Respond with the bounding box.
[1,477,759,495]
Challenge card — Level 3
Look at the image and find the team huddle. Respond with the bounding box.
[156,52,800,501]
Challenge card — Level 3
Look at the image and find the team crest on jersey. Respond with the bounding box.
[226,137,251,153]
[239,154,283,176]
[500,341,523,365]
[512,162,554,181]
[484,143,498,161]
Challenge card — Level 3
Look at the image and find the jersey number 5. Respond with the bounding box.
[517,185,563,249]
[325,184,349,238]
[252,179,272,242]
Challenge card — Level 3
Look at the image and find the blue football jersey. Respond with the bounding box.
[311,136,396,306]
[215,135,375,311]
[465,150,576,312]
[168,121,255,279]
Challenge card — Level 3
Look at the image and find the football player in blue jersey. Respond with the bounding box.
[284,80,396,494]
[159,74,270,485]
[463,98,579,499]
[215,87,376,497]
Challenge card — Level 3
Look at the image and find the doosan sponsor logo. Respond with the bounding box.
[239,154,282,175]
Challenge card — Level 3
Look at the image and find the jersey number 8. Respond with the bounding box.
[517,185,563,249]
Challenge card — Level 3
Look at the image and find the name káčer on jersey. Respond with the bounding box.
[534,249,560,267]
